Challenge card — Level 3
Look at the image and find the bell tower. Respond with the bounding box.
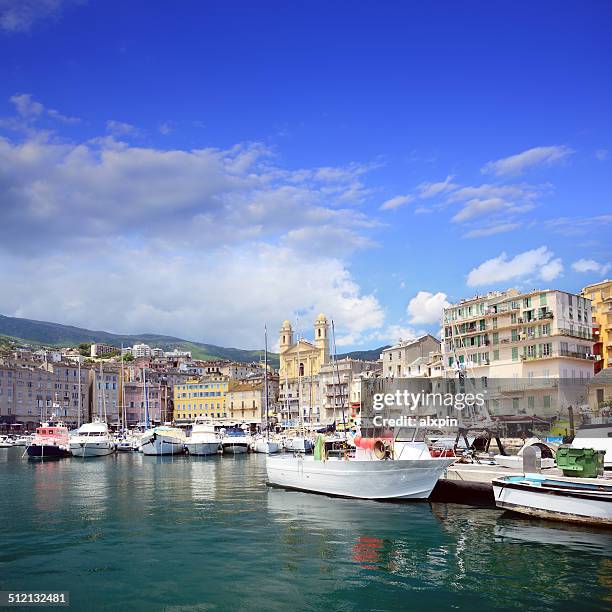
[314,313,329,364]
[279,320,293,355]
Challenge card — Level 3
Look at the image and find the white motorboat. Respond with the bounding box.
[12,435,32,447]
[141,426,186,455]
[0,435,14,448]
[284,435,314,453]
[492,473,612,526]
[253,438,281,454]
[221,428,250,454]
[70,420,115,458]
[266,435,455,499]
[493,437,558,469]
[115,433,139,452]
[185,418,221,456]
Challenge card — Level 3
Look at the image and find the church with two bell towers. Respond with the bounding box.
[279,313,330,382]
[277,314,330,424]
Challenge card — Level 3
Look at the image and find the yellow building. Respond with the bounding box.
[173,375,229,422]
[278,314,329,423]
[582,279,612,372]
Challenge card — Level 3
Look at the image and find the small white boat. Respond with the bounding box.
[221,428,250,454]
[141,426,186,456]
[492,473,612,526]
[267,436,455,499]
[0,435,14,448]
[253,438,280,454]
[70,420,115,458]
[185,418,221,456]
[12,435,32,447]
[284,436,313,453]
[115,434,139,452]
[493,437,558,469]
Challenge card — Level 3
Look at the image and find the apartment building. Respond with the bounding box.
[441,288,595,418]
[582,279,612,373]
[0,361,90,429]
[318,358,381,424]
[173,375,229,422]
[380,335,441,378]
[90,343,116,358]
[124,379,162,425]
[226,381,265,425]
[90,364,121,424]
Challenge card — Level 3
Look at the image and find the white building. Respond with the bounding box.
[132,343,152,358]
[380,335,441,378]
[90,343,116,358]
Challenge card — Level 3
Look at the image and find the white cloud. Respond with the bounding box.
[0,0,78,32]
[380,194,413,211]
[463,222,521,238]
[417,175,458,198]
[571,259,611,275]
[7,93,80,125]
[0,97,405,348]
[0,245,385,349]
[482,145,573,176]
[106,120,143,137]
[406,291,450,325]
[467,246,563,287]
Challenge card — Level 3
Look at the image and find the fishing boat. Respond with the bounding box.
[253,325,280,455]
[185,418,221,456]
[69,419,115,458]
[221,427,250,454]
[26,420,71,458]
[492,473,612,526]
[140,425,186,456]
[266,434,455,500]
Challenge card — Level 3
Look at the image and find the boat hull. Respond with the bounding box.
[26,444,71,458]
[222,442,248,454]
[493,478,612,526]
[185,441,220,456]
[266,455,455,499]
[70,442,115,458]
[141,436,185,456]
[254,440,280,454]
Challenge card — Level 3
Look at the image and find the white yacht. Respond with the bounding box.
[70,420,115,458]
[185,418,221,456]
[221,427,250,454]
[141,425,186,455]
[0,435,14,448]
[267,435,455,499]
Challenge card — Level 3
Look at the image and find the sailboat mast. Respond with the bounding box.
[331,320,347,434]
[264,325,269,440]
[100,362,107,422]
[77,359,82,428]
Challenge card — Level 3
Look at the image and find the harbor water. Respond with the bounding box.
[0,449,610,611]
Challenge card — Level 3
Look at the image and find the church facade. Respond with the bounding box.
[277,314,330,425]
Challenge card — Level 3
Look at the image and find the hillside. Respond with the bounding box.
[0,314,386,367]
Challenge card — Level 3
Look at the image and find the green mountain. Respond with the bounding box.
[0,314,386,367]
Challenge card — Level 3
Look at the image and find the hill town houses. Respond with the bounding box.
[1,280,611,436]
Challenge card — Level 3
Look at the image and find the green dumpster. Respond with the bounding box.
[556,446,605,478]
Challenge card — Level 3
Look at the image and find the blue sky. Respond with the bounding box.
[0,0,610,349]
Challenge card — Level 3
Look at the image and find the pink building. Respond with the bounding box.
[124,380,161,426]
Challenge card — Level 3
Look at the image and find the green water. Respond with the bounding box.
[0,449,610,611]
